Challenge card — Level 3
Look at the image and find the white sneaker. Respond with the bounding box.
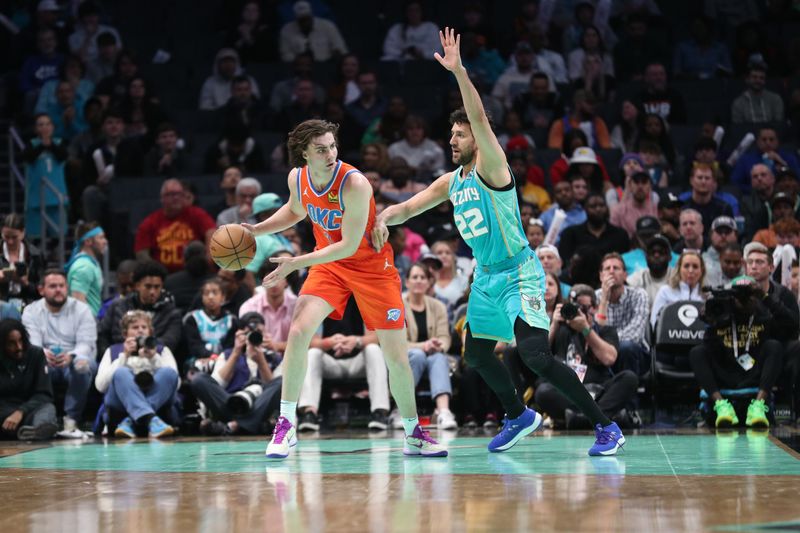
[437,410,458,430]
[265,416,298,459]
[389,408,403,430]
[56,417,86,439]
[403,425,448,457]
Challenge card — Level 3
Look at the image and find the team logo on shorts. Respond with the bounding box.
[521,293,542,311]
[386,308,402,321]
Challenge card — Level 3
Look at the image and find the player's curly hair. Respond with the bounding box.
[287,119,340,168]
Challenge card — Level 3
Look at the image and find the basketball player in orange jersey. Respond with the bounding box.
[242,119,447,459]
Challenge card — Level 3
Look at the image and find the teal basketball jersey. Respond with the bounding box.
[448,166,528,266]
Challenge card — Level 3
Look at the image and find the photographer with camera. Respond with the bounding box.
[689,272,783,428]
[95,310,179,438]
[189,312,282,436]
[539,285,638,429]
[0,214,44,310]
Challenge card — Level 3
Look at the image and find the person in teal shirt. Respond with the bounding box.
[66,223,107,316]
[245,193,292,276]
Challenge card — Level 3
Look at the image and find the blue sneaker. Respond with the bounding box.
[588,422,625,456]
[488,408,542,452]
[114,417,136,438]
[148,416,175,438]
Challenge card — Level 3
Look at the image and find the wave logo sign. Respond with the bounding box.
[677,304,699,327]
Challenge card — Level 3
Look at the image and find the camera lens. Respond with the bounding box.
[247,330,263,346]
[561,302,578,320]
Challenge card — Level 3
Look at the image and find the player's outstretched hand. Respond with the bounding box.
[433,27,462,73]
[371,218,389,252]
[262,255,297,289]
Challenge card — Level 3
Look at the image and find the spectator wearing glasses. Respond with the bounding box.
[216,177,262,226]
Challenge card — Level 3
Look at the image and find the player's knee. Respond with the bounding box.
[517,332,552,373]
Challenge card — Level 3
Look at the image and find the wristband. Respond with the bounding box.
[581,327,591,338]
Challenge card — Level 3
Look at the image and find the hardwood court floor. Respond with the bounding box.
[1,428,799,533]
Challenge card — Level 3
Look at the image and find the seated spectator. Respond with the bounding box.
[492,41,538,110]
[613,13,668,82]
[636,113,676,173]
[98,259,138,320]
[635,62,687,124]
[537,244,571,298]
[744,243,800,345]
[731,62,784,123]
[67,97,104,179]
[526,218,545,249]
[565,147,610,197]
[164,242,212,313]
[210,166,243,217]
[610,171,659,239]
[497,110,536,153]
[35,55,94,117]
[690,136,728,185]
[381,1,441,61]
[540,285,637,429]
[183,277,238,368]
[730,127,800,194]
[216,177,261,226]
[622,214,680,276]
[119,76,167,146]
[199,48,260,111]
[529,26,569,87]
[672,208,706,253]
[610,100,640,153]
[775,169,800,219]
[269,52,326,115]
[360,143,391,175]
[0,319,58,441]
[402,263,456,430]
[68,1,122,63]
[628,234,675,307]
[682,164,733,233]
[203,124,266,174]
[20,28,64,96]
[22,270,96,437]
[567,25,615,82]
[673,15,732,79]
[225,0,277,64]
[98,261,182,355]
[703,216,740,284]
[243,196,293,279]
[191,269,253,317]
[689,275,782,428]
[143,123,186,177]
[540,181,587,244]
[547,89,611,150]
[753,209,800,249]
[658,192,683,244]
[134,179,216,273]
[222,76,265,133]
[86,31,120,84]
[549,129,611,186]
[558,193,629,263]
[512,72,563,140]
[94,49,139,106]
[279,0,347,63]
[275,78,324,132]
[510,152,550,210]
[238,260,296,359]
[95,310,179,438]
[387,115,445,181]
[650,250,706,328]
[561,1,617,53]
[190,313,282,436]
[741,163,775,242]
[23,114,69,238]
[573,52,616,103]
[44,80,87,141]
[595,254,650,375]
[297,297,390,432]
[707,243,744,288]
[65,222,107,316]
[460,32,506,89]
[431,240,469,312]
[380,157,427,202]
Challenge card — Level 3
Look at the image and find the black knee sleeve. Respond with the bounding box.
[516,327,553,375]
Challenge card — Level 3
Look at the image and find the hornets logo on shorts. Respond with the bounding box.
[521,293,542,312]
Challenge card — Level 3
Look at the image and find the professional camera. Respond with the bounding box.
[702,284,763,325]
[136,335,157,350]
[226,381,264,415]
[561,302,579,321]
[246,322,263,346]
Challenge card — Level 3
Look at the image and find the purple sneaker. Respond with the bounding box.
[265,416,298,459]
[403,425,448,457]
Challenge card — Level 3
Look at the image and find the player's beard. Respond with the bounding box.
[452,146,475,166]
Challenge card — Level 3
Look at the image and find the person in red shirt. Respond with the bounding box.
[134,178,216,272]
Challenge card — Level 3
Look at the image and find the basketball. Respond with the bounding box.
[209,224,256,270]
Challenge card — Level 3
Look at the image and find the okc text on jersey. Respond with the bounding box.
[306,204,343,230]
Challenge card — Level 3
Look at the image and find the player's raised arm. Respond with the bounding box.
[242,168,307,236]
[434,27,509,187]
[371,172,452,250]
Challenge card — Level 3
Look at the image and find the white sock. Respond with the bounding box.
[402,417,419,436]
[280,401,298,425]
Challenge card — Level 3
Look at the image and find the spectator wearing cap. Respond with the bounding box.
[565,147,611,197]
[199,48,261,111]
[672,208,706,253]
[628,234,675,308]
[549,129,612,187]
[622,216,680,276]
[540,181,587,244]
[706,243,743,288]
[650,249,706,328]
[730,127,800,195]
[492,41,538,110]
[595,253,650,375]
[537,245,571,298]
[558,193,629,265]
[216,177,261,226]
[753,193,798,248]
[279,0,348,63]
[610,171,659,239]
[703,216,740,286]
[547,89,612,150]
[731,62,784,124]
[741,163,775,242]
[244,193,292,280]
[658,192,683,243]
[681,164,734,236]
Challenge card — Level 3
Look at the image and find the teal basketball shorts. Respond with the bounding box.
[466,247,550,342]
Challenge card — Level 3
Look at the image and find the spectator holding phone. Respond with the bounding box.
[0,214,44,309]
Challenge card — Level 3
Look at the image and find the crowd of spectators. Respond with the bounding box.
[3,0,800,439]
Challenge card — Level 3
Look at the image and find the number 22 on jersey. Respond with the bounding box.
[454,207,488,240]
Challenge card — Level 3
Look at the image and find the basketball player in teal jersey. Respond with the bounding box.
[373,28,625,456]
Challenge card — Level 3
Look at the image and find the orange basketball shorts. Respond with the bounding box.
[299,252,406,330]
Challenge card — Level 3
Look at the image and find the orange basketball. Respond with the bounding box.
[209,224,257,270]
